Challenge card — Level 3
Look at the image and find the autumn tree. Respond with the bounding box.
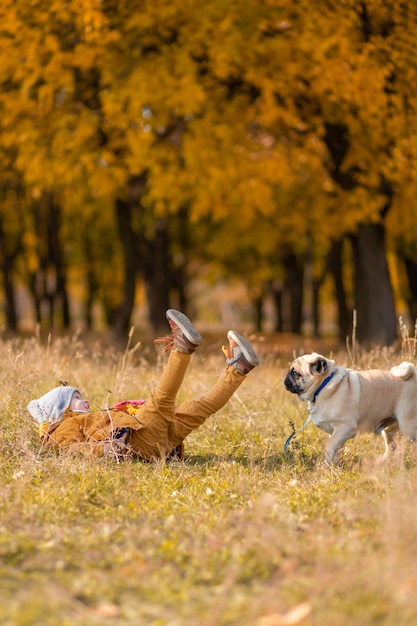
[173,0,417,343]
[0,0,416,344]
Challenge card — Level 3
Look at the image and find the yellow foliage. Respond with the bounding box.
[0,0,416,302]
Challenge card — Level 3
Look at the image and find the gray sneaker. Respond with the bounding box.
[223,331,259,374]
[164,309,203,354]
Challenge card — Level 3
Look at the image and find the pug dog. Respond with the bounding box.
[284,352,417,463]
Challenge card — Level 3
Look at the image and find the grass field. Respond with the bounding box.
[1,329,417,626]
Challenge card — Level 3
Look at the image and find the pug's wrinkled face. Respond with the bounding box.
[284,353,332,401]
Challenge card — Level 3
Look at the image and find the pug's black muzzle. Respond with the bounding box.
[284,371,300,395]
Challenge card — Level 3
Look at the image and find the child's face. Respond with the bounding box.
[69,391,90,412]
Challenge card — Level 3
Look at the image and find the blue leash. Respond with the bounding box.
[284,416,312,451]
[284,372,335,451]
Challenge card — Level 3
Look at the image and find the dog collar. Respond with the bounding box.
[312,372,335,403]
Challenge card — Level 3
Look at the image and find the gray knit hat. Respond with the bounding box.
[27,386,80,424]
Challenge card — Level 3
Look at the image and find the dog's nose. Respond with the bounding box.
[284,374,293,390]
[284,373,298,393]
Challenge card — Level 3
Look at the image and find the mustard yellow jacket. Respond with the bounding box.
[40,405,145,457]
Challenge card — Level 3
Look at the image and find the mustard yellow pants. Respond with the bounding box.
[129,349,245,460]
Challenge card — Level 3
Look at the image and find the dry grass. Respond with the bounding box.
[1,328,417,625]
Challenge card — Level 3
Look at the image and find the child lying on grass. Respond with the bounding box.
[27,310,259,461]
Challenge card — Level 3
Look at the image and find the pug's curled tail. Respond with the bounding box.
[390,362,417,381]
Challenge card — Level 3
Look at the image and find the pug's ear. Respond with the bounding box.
[310,358,328,375]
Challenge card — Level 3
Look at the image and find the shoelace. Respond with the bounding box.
[154,320,180,352]
[222,345,233,359]
[222,344,252,373]
[154,336,175,352]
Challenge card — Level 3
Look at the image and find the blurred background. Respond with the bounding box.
[0,0,416,346]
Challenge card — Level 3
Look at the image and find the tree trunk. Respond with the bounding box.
[0,217,19,332]
[311,240,350,341]
[111,198,138,339]
[47,199,70,329]
[328,240,351,342]
[142,218,171,334]
[401,253,417,323]
[170,207,190,313]
[270,281,283,332]
[350,223,397,345]
[82,233,99,330]
[252,288,264,332]
[282,251,303,333]
[324,121,396,345]
[2,257,18,332]
[311,278,321,338]
[26,196,71,332]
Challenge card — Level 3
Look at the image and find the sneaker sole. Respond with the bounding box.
[166,309,203,346]
[227,331,259,366]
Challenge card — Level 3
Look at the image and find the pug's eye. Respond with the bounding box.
[291,369,300,380]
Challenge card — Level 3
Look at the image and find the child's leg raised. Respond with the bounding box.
[128,310,202,459]
[170,331,259,444]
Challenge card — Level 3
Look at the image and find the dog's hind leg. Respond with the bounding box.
[381,424,399,460]
[397,414,417,443]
